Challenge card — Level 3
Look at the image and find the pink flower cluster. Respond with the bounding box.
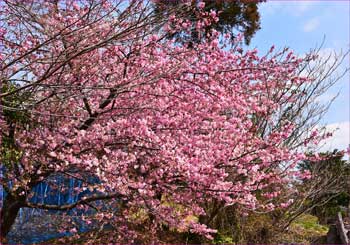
[0,0,332,241]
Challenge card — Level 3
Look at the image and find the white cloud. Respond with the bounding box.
[319,121,350,152]
[303,18,320,32]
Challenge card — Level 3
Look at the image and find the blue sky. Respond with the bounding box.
[247,0,349,151]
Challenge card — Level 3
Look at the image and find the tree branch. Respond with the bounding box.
[24,192,126,211]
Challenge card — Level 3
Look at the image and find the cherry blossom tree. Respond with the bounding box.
[198,44,349,242]
[0,0,340,243]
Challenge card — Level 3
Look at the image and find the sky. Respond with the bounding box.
[247,0,349,153]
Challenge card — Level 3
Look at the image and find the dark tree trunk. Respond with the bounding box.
[0,194,24,242]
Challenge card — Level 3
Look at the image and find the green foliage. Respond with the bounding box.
[299,151,350,176]
[213,232,234,244]
[279,214,328,244]
[0,144,22,168]
[203,0,262,45]
[299,151,350,222]
[312,192,350,223]
[293,214,328,233]
[2,81,31,125]
[1,81,30,167]
[153,0,263,45]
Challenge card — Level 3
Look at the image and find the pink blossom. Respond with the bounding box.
[70,228,77,233]
[198,2,205,9]
[0,1,332,241]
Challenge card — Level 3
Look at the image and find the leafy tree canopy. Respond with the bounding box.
[153,0,264,45]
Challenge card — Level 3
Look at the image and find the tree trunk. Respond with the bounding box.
[0,194,23,242]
